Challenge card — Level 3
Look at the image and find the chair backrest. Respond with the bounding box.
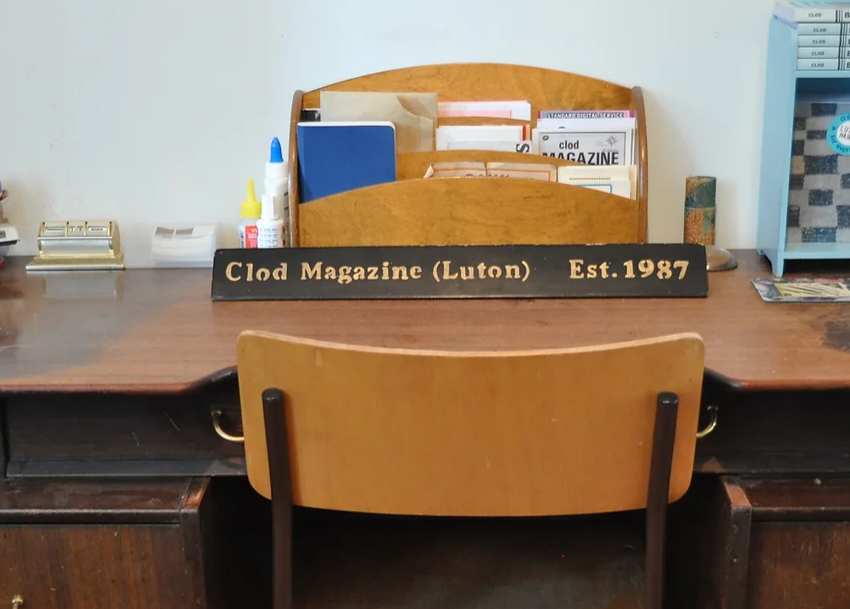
[236,331,704,517]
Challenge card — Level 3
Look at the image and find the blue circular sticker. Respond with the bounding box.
[828,113,850,155]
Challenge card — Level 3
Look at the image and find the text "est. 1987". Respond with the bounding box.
[569,259,690,280]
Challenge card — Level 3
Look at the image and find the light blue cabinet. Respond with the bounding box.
[757,16,850,276]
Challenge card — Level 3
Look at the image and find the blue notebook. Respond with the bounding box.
[297,121,397,202]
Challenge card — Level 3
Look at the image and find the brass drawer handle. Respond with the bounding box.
[696,405,718,439]
[211,409,244,443]
[213,403,717,441]
[12,596,23,609]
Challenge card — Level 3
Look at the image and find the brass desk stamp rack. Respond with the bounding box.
[26,220,125,272]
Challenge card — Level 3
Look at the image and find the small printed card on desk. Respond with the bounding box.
[752,277,850,302]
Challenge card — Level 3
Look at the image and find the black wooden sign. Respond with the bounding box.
[210,243,708,301]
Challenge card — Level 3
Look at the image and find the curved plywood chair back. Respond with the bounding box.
[236,331,704,517]
[287,63,648,248]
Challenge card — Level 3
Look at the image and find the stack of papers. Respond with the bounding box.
[423,161,636,199]
[436,125,531,153]
[151,225,219,267]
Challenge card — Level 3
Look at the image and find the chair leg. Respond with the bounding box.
[263,388,294,609]
[645,392,679,609]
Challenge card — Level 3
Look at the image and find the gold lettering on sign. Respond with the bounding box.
[226,262,242,281]
[338,266,353,284]
[226,261,288,282]
[622,259,689,280]
[568,259,611,279]
[570,259,585,279]
[215,249,698,298]
[302,262,322,280]
[392,265,409,281]
[437,260,526,281]
[295,261,425,285]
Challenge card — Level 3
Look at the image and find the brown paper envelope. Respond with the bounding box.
[319,91,437,153]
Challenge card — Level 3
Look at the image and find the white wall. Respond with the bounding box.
[1,0,774,267]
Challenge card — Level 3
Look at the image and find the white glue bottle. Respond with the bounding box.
[264,137,289,245]
[257,194,284,248]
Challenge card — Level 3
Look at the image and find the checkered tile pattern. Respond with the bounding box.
[789,101,850,244]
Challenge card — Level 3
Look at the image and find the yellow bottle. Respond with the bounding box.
[239,179,262,248]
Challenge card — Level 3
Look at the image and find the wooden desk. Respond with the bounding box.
[1,251,850,609]
[2,250,850,391]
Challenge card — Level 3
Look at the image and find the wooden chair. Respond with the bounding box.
[236,331,705,609]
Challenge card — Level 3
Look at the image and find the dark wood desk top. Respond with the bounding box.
[1,251,849,393]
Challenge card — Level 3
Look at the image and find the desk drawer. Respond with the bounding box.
[694,385,850,474]
[3,388,246,477]
[0,478,209,609]
[688,476,850,609]
[2,524,196,608]
[0,477,270,609]
[743,478,850,609]
[748,521,850,608]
